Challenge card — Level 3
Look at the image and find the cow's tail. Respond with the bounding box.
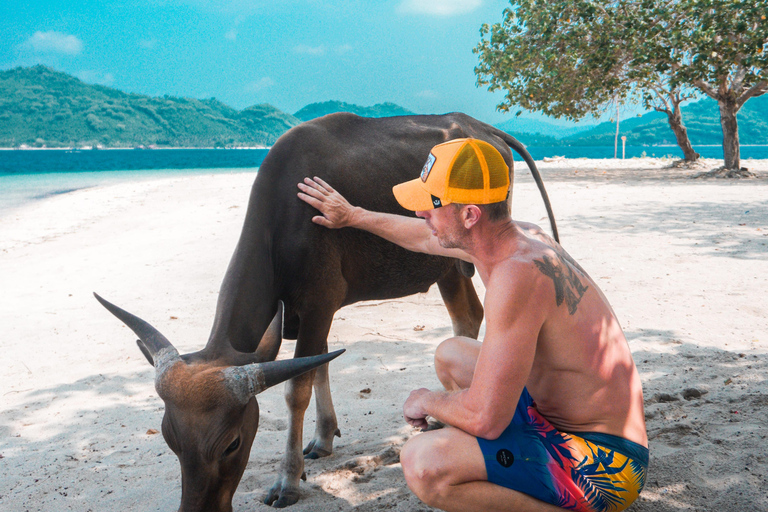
[497,131,559,243]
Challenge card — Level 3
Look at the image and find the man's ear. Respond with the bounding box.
[462,205,482,229]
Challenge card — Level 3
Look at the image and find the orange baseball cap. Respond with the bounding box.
[393,138,510,211]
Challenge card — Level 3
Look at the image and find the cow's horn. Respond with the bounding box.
[93,293,181,372]
[223,349,345,403]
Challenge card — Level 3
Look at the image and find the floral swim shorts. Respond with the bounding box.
[476,388,648,512]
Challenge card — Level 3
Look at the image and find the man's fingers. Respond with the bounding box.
[405,416,428,429]
[297,191,324,209]
[313,176,334,192]
[312,215,333,228]
[302,177,330,195]
[299,181,328,198]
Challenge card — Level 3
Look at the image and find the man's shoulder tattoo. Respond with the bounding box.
[533,247,589,315]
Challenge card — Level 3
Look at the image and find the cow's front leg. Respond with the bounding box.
[303,359,340,459]
[265,304,338,507]
[265,370,314,508]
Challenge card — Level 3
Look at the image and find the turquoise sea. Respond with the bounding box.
[0,148,269,217]
[2,145,768,217]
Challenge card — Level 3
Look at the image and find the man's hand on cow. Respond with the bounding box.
[298,177,357,229]
[403,388,432,430]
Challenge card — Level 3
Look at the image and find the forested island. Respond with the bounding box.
[1,65,766,149]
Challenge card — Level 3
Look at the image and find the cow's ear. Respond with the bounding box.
[136,339,155,366]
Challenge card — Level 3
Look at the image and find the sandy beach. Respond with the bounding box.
[1,157,767,511]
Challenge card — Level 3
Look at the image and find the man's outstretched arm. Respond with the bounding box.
[297,177,471,261]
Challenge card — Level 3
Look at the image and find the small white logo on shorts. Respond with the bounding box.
[421,153,436,182]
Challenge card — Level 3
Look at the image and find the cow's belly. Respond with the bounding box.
[340,242,450,304]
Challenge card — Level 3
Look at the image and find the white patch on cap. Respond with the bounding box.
[421,153,436,182]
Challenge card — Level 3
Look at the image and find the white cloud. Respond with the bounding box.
[293,44,352,57]
[76,70,115,86]
[397,0,482,16]
[294,44,326,56]
[24,31,83,55]
[416,89,440,99]
[244,77,275,93]
[225,28,238,41]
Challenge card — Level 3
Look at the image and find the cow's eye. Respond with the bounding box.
[223,437,240,457]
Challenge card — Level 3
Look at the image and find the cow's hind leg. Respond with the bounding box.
[265,308,336,508]
[303,358,340,459]
[436,263,484,339]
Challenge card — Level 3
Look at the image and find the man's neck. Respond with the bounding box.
[465,219,523,277]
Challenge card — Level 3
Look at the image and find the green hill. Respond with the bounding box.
[561,96,768,146]
[494,95,768,147]
[294,100,415,122]
[0,65,301,148]
[494,118,594,139]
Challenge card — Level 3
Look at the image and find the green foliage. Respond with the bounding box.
[645,0,768,95]
[294,100,415,122]
[475,1,631,121]
[0,66,301,148]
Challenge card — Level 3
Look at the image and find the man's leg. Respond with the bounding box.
[434,336,480,391]
[400,427,565,512]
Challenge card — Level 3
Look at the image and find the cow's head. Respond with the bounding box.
[94,293,343,512]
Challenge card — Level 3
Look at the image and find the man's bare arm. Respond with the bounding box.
[403,265,547,438]
[297,177,471,261]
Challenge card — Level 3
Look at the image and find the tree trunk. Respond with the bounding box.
[719,100,740,170]
[665,104,699,162]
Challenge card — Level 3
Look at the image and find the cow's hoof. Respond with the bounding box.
[302,428,340,459]
[264,481,300,508]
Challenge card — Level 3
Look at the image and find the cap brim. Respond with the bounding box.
[393,178,444,211]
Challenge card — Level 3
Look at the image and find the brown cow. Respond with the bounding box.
[96,112,558,510]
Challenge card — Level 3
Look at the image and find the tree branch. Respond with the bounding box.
[736,80,768,108]
[731,66,747,93]
[693,79,720,100]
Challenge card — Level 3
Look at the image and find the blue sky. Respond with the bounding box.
[1,0,628,125]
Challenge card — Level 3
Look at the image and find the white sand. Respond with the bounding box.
[1,157,767,511]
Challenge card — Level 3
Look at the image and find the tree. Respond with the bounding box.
[637,77,701,162]
[643,0,768,175]
[475,1,630,120]
[474,1,700,162]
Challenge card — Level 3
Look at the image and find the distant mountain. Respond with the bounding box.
[294,100,415,122]
[496,96,768,147]
[0,65,300,148]
[562,96,768,146]
[494,117,595,139]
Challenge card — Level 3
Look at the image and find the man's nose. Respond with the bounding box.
[416,210,428,219]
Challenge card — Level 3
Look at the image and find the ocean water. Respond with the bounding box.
[2,146,767,217]
[524,145,768,160]
[0,149,268,217]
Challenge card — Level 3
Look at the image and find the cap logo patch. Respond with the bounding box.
[421,153,436,182]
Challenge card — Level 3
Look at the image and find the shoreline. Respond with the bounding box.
[4,144,768,150]
[0,145,271,151]
[2,156,765,221]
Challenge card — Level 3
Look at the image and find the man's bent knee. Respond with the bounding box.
[435,337,480,391]
[401,435,450,507]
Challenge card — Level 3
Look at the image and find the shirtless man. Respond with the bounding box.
[297,138,648,512]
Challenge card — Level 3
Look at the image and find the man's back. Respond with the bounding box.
[494,222,647,447]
